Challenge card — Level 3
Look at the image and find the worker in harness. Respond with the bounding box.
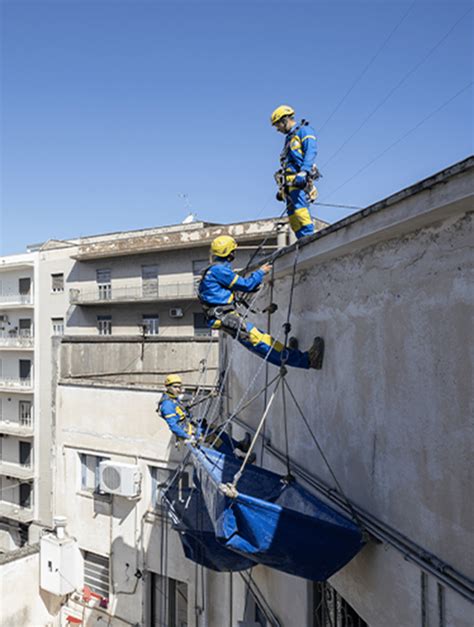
[157,374,254,458]
[198,235,325,370]
[271,105,320,240]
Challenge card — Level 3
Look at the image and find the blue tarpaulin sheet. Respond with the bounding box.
[162,474,254,572]
[190,446,365,581]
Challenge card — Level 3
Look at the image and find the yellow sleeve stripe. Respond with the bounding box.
[229,275,239,287]
[301,135,316,142]
[164,413,177,418]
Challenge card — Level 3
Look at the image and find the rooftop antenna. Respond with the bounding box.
[179,193,197,223]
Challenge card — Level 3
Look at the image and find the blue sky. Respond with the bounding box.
[0,0,472,255]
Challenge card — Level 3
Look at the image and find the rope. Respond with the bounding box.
[261,262,275,465]
[229,377,282,490]
[282,378,362,526]
[281,379,292,479]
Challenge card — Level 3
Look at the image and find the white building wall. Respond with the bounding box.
[225,161,473,626]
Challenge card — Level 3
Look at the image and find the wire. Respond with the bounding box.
[322,81,473,200]
[317,1,417,134]
[321,6,473,169]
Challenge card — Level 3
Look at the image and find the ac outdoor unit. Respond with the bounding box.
[169,307,183,318]
[99,461,141,498]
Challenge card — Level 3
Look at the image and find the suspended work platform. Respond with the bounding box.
[167,445,365,581]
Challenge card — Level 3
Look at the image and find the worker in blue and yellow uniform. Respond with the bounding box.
[271,105,319,239]
[157,374,196,439]
[158,373,254,458]
[198,236,325,370]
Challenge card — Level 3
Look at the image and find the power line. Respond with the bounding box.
[321,6,473,168]
[322,81,472,200]
[318,1,417,134]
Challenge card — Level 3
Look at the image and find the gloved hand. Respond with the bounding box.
[293,171,308,189]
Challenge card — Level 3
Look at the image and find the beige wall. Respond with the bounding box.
[226,163,473,626]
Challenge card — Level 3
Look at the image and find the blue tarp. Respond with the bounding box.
[162,475,254,572]
[190,446,365,581]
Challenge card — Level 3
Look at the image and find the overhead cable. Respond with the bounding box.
[321,6,473,169]
[322,81,473,200]
[318,1,417,134]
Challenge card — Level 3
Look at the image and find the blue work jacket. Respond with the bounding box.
[282,123,317,173]
[158,392,190,439]
[198,260,264,306]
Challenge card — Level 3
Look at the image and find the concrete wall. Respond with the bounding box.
[0,545,61,626]
[224,161,473,626]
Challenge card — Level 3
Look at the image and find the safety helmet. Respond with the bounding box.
[211,235,238,258]
[271,105,295,126]
[164,374,182,387]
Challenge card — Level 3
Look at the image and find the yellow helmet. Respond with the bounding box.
[211,235,238,258]
[164,374,182,387]
[271,105,295,126]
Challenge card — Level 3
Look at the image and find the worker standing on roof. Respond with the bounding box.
[198,236,324,369]
[271,105,319,240]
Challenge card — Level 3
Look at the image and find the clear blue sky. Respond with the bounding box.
[0,0,472,255]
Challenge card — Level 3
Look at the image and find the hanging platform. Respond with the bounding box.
[190,446,365,581]
[162,473,254,572]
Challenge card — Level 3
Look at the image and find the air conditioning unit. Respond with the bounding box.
[99,461,141,498]
[169,307,183,318]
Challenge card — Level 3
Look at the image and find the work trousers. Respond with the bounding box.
[285,173,317,239]
[212,311,309,369]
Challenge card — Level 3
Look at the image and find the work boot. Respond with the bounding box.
[236,432,251,453]
[308,337,325,370]
[288,336,299,351]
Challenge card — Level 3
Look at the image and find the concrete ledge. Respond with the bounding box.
[0,543,38,565]
[61,335,218,344]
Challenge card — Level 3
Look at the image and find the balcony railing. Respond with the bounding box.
[70,283,198,305]
[0,420,34,436]
[0,376,33,391]
[0,332,34,348]
[0,500,34,523]
[0,293,33,306]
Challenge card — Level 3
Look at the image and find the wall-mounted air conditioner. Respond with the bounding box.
[99,461,141,498]
[169,307,184,318]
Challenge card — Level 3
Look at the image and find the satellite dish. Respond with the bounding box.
[182,212,197,224]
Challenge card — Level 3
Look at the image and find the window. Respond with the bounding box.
[193,312,211,337]
[142,314,159,336]
[19,482,32,508]
[19,401,32,427]
[150,574,188,627]
[19,441,32,467]
[79,453,108,492]
[51,318,64,336]
[97,315,112,336]
[0,398,2,421]
[142,265,159,298]
[19,278,31,295]
[96,269,112,300]
[312,582,368,627]
[18,319,32,337]
[83,551,110,598]
[51,273,64,293]
[19,360,32,381]
[150,467,190,511]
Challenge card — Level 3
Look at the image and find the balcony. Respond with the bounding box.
[0,377,33,393]
[0,461,34,481]
[0,419,34,437]
[0,293,33,308]
[69,283,197,306]
[0,500,34,523]
[0,332,34,350]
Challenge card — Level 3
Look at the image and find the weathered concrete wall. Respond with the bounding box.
[225,161,473,626]
[59,336,219,388]
[0,545,61,626]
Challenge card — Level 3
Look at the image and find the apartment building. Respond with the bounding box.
[0,253,37,548]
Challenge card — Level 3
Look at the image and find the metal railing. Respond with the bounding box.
[70,282,198,304]
[0,332,34,348]
[0,376,33,390]
[0,293,33,305]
